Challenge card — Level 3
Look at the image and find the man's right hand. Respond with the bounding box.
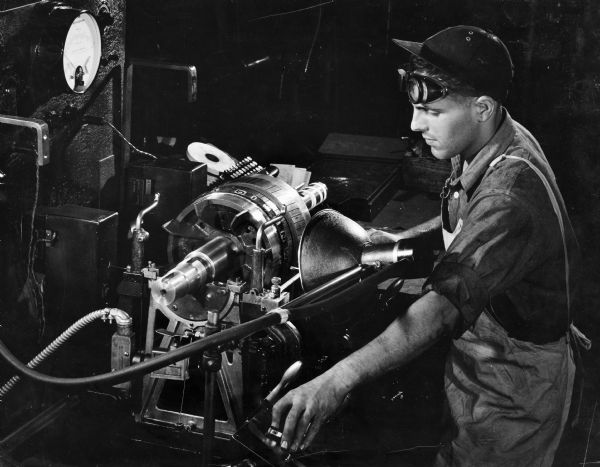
[365,227,402,244]
[270,370,351,453]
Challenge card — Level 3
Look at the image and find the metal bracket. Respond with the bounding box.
[0,114,50,166]
[122,59,197,165]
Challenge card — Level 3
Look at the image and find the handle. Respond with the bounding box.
[265,361,302,404]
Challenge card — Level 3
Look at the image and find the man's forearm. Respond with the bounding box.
[327,290,459,392]
[270,290,460,452]
[394,215,442,241]
[366,215,441,245]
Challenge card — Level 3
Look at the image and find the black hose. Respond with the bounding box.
[0,313,281,387]
[288,260,412,320]
[0,261,411,387]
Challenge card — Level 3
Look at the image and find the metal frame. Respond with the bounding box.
[0,115,50,166]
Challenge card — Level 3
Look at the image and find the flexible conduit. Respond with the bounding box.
[0,309,122,400]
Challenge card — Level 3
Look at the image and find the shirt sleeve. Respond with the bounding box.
[423,189,549,337]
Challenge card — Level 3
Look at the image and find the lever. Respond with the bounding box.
[265,360,303,404]
[234,361,303,454]
[132,192,160,234]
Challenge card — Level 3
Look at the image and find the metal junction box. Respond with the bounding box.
[35,204,118,324]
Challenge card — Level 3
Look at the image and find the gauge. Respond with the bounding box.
[31,3,103,95]
[62,12,102,93]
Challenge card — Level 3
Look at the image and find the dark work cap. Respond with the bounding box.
[393,25,514,102]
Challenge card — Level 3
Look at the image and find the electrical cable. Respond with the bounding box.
[27,150,45,337]
[83,115,157,160]
[303,6,323,73]
[7,149,46,338]
[294,443,442,462]
[249,0,334,22]
[102,118,158,160]
[0,1,44,15]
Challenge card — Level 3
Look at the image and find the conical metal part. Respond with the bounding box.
[298,209,370,291]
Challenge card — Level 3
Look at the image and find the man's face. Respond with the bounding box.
[410,95,480,160]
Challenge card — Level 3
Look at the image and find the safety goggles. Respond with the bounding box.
[397,68,449,104]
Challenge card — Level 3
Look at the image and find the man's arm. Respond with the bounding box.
[271,290,459,452]
[367,215,441,244]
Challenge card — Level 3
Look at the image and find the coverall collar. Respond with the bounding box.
[449,108,516,192]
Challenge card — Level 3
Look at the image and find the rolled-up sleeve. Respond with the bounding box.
[423,189,547,337]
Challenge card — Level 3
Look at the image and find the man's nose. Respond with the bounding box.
[410,109,426,133]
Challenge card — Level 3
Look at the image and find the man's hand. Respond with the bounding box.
[269,290,458,454]
[270,370,350,453]
[363,216,442,245]
[365,227,401,244]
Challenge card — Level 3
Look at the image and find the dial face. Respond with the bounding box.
[62,12,101,93]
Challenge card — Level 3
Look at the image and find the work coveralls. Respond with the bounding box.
[426,111,578,467]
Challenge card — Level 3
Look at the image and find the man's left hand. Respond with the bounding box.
[270,370,350,453]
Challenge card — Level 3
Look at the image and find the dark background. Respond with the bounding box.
[0,0,599,465]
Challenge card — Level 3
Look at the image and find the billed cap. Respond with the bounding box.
[393,25,514,101]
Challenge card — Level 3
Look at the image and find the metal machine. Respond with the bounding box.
[0,2,442,465]
[0,156,436,466]
[136,172,328,438]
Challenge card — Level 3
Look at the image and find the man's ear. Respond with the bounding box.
[473,96,497,122]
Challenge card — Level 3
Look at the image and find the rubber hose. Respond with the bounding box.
[287,260,412,320]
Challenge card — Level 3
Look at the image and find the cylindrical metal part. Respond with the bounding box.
[201,370,217,466]
[190,174,317,284]
[201,309,221,467]
[289,265,365,307]
[361,243,414,265]
[298,182,328,211]
[131,234,145,273]
[161,174,330,324]
[251,248,266,291]
[270,277,282,298]
[150,237,240,307]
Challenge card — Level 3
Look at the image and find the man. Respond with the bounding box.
[271,25,579,466]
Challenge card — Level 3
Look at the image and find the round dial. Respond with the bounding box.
[62,12,101,93]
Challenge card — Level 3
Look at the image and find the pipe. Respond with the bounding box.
[280,272,301,292]
[133,193,160,233]
[255,212,286,250]
[150,236,241,307]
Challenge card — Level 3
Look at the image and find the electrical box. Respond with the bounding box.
[35,204,118,324]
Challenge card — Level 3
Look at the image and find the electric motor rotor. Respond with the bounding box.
[166,174,325,287]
